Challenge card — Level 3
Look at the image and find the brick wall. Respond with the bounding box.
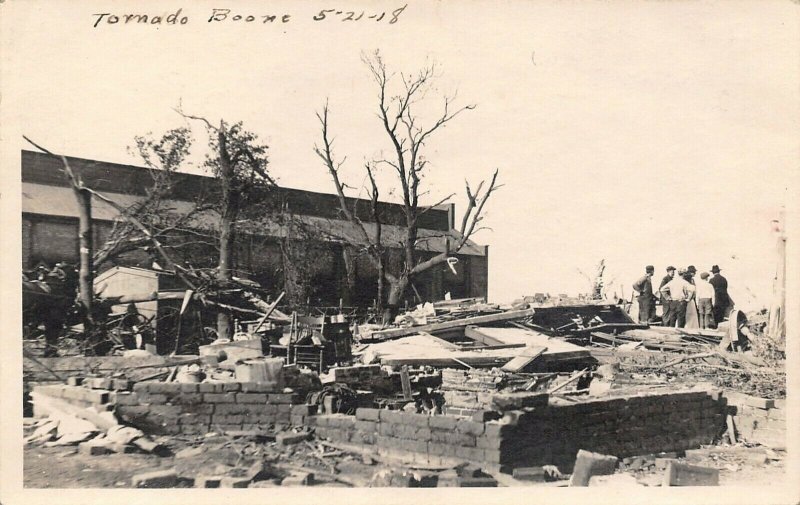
[722,392,785,449]
[312,389,725,473]
[440,368,505,417]
[32,381,312,436]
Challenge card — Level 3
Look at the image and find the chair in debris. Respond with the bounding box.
[286,315,326,373]
[290,345,325,374]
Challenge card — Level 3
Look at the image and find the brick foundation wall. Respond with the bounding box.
[722,392,786,449]
[32,382,313,436]
[312,389,725,473]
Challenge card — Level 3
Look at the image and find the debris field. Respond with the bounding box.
[24,296,786,488]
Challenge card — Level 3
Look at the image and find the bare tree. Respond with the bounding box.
[315,51,500,321]
[23,136,96,344]
[172,110,274,340]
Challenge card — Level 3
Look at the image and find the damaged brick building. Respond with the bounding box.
[21,150,489,307]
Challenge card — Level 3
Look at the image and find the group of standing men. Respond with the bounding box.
[632,264,731,329]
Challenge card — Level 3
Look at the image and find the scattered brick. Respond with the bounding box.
[663,461,719,486]
[281,472,314,486]
[276,430,311,446]
[569,450,618,486]
[132,469,178,488]
[220,476,253,488]
[195,476,223,488]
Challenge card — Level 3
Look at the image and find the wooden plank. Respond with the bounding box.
[464,325,506,346]
[480,343,527,350]
[400,366,412,400]
[433,297,485,307]
[416,331,462,350]
[380,356,512,368]
[501,346,547,372]
[366,308,535,341]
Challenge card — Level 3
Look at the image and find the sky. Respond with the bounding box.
[2,0,798,310]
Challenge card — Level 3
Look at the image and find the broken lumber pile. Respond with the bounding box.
[361,308,535,342]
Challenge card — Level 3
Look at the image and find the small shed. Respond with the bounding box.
[94,266,187,352]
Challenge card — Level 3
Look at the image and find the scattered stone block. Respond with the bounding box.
[454,476,498,487]
[132,469,179,488]
[67,377,84,387]
[220,476,252,488]
[655,457,679,471]
[512,466,546,482]
[246,460,274,481]
[249,480,280,487]
[107,442,137,453]
[195,475,223,488]
[276,430,310,446]
[745,396,774,410]
[569,450,618,487]
[88,378,112,390]
[663,461,719,486]
[175,446,205,459]
[281,472,314,486]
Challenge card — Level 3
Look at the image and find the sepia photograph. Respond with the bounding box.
[1,0,797,503]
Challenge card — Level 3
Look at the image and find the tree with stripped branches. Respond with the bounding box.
[316,51,500,322]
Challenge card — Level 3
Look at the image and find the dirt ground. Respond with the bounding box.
[23,438,786,488]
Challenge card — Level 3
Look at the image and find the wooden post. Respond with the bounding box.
[400,366,412,400]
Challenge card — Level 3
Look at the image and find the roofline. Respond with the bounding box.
[21,149,453,213]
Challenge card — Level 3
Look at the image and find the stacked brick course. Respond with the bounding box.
[440,368,505,417]
[312,389,725,473]
[31,384,115,411]
[331,365,384,384]
[32,382,309,436]
[722,392,785,449]
[500,390,723,470]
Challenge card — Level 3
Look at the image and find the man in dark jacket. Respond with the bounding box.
[709,265,731,323]
[633,265,656,323]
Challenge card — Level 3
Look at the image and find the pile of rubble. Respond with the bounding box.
[23,296,786,488]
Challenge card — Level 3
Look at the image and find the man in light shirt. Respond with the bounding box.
[695,272,716,329]
[659,268,696,328]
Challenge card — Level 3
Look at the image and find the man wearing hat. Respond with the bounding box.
[658,266,676,325]
[709,265,731,323]
[660,268,695,328]
[632,265,657,323]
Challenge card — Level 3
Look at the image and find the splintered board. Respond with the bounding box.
[501,345,547,372]
[466,326,591,360]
